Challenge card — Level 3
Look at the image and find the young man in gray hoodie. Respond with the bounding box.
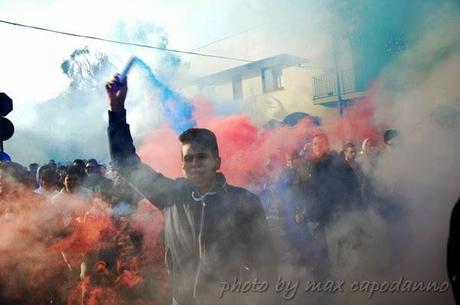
[105,75,279,305]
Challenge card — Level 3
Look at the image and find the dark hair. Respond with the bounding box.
[29,163,39,170]
[37,165,51,179]
[384,129,399,144]
[0,162,28,184]
[343,142,355,150]
[40,168,59,184]
[86,158,99,167]
[48,160,57,169]
[73,159,85,168]
[178,128,219,156]
[65,165,84,179]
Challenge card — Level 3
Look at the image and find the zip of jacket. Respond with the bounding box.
[191,190,215,299]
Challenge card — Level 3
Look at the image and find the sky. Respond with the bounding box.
[0,0,330,105]
[0,0,334,164]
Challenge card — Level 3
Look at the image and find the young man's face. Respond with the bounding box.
[64,174,81,193]
[285,153,301,169]
[344,146,357,162]
[311,135,330,159]
[364,140,378,155]
[181,143,221,191]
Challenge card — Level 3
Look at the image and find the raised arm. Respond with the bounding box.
[105,75,175,209]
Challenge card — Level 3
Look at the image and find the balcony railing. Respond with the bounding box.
[312,69,355,100]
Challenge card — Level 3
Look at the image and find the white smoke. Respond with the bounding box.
[316,2,460,304]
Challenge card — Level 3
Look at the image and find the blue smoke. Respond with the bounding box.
[124,56,196,133]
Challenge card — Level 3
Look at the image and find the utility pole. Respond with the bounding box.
[328,1,344,117]
[333,47,344,116]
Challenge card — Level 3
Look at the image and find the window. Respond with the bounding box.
[232,75,243,100]
[262,67,283,93]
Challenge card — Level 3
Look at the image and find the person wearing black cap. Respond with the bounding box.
[105,75,279,305]
[83,158,113,201]
[383,129,399,148]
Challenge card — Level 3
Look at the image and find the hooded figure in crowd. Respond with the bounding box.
[105,75,279,305]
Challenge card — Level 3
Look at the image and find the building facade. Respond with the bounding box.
[182,54,344,125]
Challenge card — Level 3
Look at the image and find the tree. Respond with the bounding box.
[61,47,115,90]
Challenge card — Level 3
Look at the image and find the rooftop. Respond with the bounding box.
[191,53,310,86]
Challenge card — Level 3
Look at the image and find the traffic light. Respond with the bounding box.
[0,92,14,152]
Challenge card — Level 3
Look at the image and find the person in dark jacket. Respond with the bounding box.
[276,149,316,267]
[304,134,362,278]
[105,75,279,305]
[339,142,367,199]
[308,134,362,227]
[448,197,460,304]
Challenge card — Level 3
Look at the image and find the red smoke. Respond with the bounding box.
[138,98,322,186]
[138,127,183,178]
[0,78,381,305]
[138,88,381,187]
[325,82,381,146]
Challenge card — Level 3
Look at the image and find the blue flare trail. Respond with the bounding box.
[120,56,196,133]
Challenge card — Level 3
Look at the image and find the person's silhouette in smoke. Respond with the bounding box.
[448,197,460,304]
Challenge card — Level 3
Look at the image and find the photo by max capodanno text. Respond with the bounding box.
[218,277,450,300]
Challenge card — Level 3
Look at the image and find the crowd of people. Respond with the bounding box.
[0,73,406,305]
[0,127,401,305]
[258,129,402,280]
[0,158,169,305]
